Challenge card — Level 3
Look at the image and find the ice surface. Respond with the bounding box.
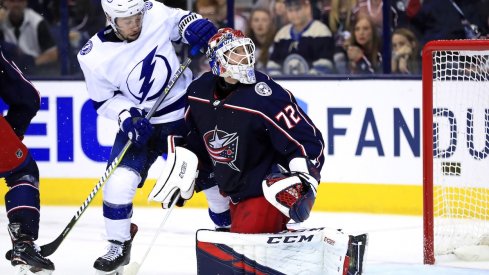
[0,207,488,274]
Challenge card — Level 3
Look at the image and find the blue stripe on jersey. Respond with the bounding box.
[91,99,105,111]
[152,94,187,119]
[103,201,133,220]
[91,91,123,111]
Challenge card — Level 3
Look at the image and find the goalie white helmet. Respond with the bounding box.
[101,0,146,40]
[206,28,256,84]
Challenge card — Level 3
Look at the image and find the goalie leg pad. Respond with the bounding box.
[196,227,350,275]
[346,233,368,275]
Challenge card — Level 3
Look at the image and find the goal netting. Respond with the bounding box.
[423,40,489,264]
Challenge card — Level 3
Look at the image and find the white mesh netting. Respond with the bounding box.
[431,49,489,256]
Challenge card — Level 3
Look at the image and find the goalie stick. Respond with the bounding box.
[36,58,192,257]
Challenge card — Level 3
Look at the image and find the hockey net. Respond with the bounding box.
[423,40,489,264]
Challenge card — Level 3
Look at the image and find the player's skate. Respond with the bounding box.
[94,223,138,275]
[8,223,55,274]
[346,233,368,275]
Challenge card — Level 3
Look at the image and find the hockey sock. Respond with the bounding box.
[5,181,40,239]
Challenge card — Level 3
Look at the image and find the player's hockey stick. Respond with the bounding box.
[124,191,181,275]
[37,58,192,257]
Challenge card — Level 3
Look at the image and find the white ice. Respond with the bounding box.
[0,207,488,274]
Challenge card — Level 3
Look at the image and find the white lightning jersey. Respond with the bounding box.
[77,1,193,124]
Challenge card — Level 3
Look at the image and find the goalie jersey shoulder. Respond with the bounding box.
[248,71,302,117]
[187,71,293,108]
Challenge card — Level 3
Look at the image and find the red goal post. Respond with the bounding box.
[423,39,489,265]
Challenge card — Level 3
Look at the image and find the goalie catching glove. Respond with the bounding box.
[262,158,320,223]
[148,135,199,208]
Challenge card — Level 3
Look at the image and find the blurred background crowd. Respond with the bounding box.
[0,0,488,78]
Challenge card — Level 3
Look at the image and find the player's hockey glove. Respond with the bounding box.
[263,158,320,223]
[118,107,154,147]
[179,14,217,57]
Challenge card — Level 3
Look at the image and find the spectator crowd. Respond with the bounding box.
[0,0,488,77]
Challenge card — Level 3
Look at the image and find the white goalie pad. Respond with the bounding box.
[196,227,350,275]
[148,136,199,206]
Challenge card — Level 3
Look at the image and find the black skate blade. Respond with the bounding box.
[14,264,53,275]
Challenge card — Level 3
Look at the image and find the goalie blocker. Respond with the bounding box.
[148,135,199,207]
[196,227,367,275]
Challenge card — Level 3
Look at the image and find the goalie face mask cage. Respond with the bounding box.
[206,28,256,84]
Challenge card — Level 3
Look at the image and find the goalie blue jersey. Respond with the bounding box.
[185,71,324,202]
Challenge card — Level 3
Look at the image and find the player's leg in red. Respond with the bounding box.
[0,116,28,174]
[1,116,54,271]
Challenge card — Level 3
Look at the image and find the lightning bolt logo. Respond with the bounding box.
[138,46,157,103]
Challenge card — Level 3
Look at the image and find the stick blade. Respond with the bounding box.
[40,241,60,257]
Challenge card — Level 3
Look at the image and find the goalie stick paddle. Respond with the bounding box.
[124,191,181,275]
[37,58,192,257]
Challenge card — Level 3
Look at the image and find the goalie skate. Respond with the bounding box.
[93,223,138,273]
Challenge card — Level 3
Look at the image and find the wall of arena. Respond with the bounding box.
[0,79,430,215]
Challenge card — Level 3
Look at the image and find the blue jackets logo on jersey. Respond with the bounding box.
[126,46,171,103]
[255,82,272,96]
[204,127,240,171]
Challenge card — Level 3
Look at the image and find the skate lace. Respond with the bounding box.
[101,243,123,261]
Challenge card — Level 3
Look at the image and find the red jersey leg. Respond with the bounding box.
[229,196,290,234]
[0,116,28,174]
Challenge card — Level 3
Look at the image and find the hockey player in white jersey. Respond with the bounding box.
[76,0,217,273]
